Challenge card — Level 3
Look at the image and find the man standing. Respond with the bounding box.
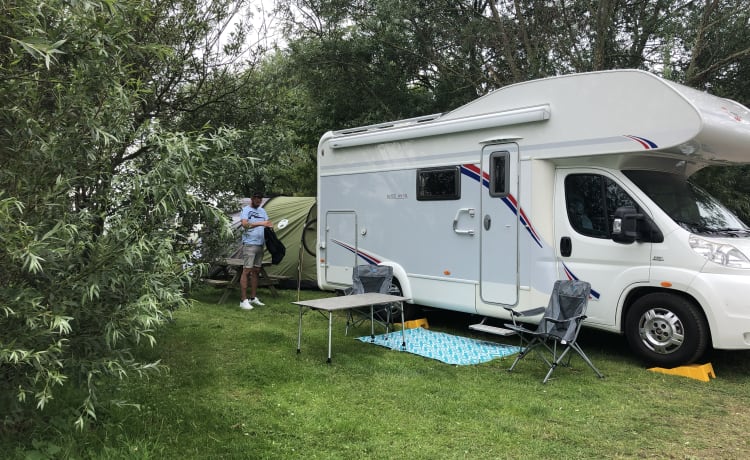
[239,192,273,310]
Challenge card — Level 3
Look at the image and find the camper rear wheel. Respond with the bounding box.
[625,292,709,367]
[388,280,421,322]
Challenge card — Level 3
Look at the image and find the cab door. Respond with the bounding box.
[555,170,652,326]
[480,144,519,305]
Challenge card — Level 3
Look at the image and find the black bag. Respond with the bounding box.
[264,227,286,265]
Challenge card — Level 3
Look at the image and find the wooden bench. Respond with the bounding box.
[205,258,288,304]
[204,278,231,288]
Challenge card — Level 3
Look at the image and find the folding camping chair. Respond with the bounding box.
[344,265,397,335]
[505,280,604,383]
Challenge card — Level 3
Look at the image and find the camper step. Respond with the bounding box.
[468,323,516,336]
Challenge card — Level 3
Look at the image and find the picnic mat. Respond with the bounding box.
[358,327,521,365]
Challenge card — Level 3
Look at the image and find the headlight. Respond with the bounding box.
[689,235,750,269]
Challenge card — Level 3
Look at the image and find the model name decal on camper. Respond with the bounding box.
[460,164,544,248]
[386,193,409,200]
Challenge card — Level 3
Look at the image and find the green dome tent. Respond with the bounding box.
[262,196,317,287]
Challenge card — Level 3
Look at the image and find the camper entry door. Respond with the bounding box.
[324,210,358,286]
[480,143,519,305]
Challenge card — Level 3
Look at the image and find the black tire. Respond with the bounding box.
[625,292,709,367]
[388,279,421,322]
[302,219,317,257]
[377,281,402,323]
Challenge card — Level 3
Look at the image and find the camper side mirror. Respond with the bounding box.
[612,207,664,244]
[612,207,638,244]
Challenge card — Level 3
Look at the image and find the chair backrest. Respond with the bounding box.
[351,265,393,295]
[538,280,591,342]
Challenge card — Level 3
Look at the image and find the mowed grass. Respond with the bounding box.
[4,286,750,459]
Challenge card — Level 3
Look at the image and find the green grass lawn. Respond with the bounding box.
[4,286,750,459]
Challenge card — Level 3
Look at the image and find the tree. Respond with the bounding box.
[175,52,319,197]
[275,0,750,221]
[0,0,257,428]
[666,1,750,222]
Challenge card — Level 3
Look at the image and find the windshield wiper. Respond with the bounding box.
[676,219,750,236]
[674,219,713,233]
[714,228,750,237]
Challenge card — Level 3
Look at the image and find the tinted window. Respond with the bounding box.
[489,152,509,197]
[565,174,638,238]
[625,170,748,234]
[417,166,460,201]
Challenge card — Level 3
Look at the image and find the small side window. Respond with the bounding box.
[489,152,510,197]
[416,166,460,201]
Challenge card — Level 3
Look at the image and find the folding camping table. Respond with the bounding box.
[293,293,408,363]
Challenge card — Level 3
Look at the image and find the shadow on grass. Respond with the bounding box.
[414,305,750,377]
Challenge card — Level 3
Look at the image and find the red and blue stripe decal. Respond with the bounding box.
[624,135,658,150]
[562,262,601,300]
[460,164,543,248]
[331,239,381,265]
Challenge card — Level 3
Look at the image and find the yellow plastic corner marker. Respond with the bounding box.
[648,363,716,382]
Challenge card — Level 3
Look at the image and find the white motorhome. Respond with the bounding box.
[315,69,750,367]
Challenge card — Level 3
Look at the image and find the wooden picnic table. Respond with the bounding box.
[205,258,286,304]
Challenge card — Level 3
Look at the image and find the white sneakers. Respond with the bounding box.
[239,299,254,310]
[239,297,264,310]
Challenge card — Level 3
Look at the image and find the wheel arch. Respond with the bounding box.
[377,262,423,321]
[620,286,712,343]
[377,261,412,301]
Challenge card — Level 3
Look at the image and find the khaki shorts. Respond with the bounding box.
[242,244,264,268]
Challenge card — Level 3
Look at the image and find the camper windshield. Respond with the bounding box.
[624,171,750,237]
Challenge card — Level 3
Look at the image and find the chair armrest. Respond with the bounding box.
[543,313,586,324]
[503,323,536,335]
[505,306,545,317]
[518,306,546,317]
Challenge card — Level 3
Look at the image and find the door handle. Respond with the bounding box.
[560,236,572,257]
[453,208,476,236]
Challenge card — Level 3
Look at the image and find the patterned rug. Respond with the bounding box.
[358,327,521,365]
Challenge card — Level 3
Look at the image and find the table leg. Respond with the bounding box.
[399,303,406,349]
[327,312,333,364]
[370,305,375,342]
[297,307,303,354]
[259,266,279,296]
[218,269,241,304]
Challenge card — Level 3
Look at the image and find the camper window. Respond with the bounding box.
[565,174,639,239]
[416,166,460,201]
[624,170,748,234]
[489,151,510,197]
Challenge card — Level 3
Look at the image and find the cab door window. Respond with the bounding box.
[565,174,639,238]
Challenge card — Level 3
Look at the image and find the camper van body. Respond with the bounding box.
[315,69,750,366]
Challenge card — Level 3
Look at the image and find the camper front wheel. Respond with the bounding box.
[625,293,709,367]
